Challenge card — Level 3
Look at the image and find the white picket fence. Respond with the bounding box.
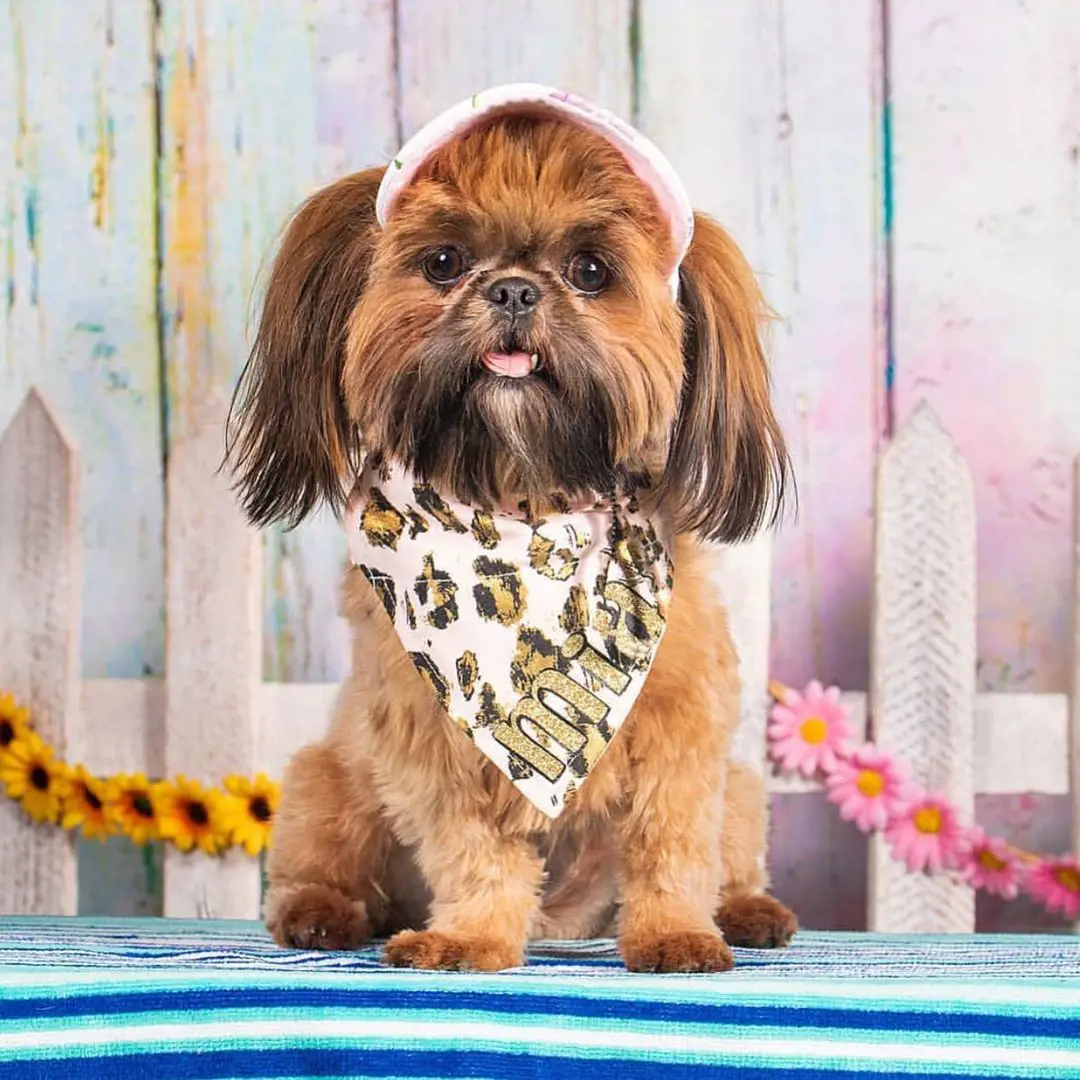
[1,387,1078,933]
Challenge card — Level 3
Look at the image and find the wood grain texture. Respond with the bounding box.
[890,1,1080,694]
[395,0,633,132]
[0,1,164,680]
[1072,457,1080,932]
[258,0,397,684]
[715,539,772,778]
[163,418,262,919]
[869,402,976,932]
[0,390,80,914]
[638,0,879,915]
[638,0,882,697]
[155,0,268,919]
[80,678,164,778]
[158,0,397,690]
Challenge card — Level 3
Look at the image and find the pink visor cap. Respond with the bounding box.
[375,83,694,301]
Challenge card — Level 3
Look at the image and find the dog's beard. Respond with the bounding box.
[381,334,622,507]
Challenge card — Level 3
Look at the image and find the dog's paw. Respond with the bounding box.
[620,928,734,973]
[715,894,798,949]
[269,884,372,951]
[382,929,523,972]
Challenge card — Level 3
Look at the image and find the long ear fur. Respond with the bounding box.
[660,212,790,544]
[225,167,384,529]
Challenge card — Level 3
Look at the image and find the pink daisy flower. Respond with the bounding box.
[962,827,1021,899]
[767,680,853,777]
[1025,858,1080,920]
[824,743,907,832]
[884,795,970,874]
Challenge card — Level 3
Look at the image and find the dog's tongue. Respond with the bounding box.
[483,351,533,378]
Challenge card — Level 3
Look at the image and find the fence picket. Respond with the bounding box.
[869,401,977,932]
[163,415,263,919]
[0,390,81,915]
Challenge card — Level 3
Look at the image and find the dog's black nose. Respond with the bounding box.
[486,276,541,317]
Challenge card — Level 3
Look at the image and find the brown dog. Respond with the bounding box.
[227,86,796,973]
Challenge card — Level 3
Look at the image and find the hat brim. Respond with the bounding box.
[375,83,693,300]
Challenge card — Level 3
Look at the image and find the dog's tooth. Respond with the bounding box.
[530,353,539,371]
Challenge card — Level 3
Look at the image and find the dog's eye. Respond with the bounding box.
[422,246,467,285]
[565,252,611,295]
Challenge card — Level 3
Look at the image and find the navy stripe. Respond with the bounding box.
[1,985,1077,1039]
[0,1048,1043,1080]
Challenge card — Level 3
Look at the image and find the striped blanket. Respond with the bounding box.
[1,918,1078,1077]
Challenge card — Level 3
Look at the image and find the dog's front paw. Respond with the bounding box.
[383,929,523,972]
[715,894,798,949]
[620,928,734,973]
[268,884,372,951]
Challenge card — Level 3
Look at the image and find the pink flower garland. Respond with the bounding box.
[767,680,1080,921]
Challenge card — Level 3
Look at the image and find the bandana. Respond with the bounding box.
[376,82,695,300]
[348,459,674,818]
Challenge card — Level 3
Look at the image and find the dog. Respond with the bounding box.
[226,84,797,973]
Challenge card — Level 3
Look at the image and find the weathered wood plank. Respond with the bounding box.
[714,540,773,777]
[156,0,398,916]
[0,2,163,680]
[156,0,267,918]
[638,0,882,698]
[0,390,81,914]
[638,0,879,909]
[869,401,976,932]
[0,0,161,922]
[1071,457,1080,932]
[259,0,397,685]
[80,678,165,778]
[890,2,1080,694]
[163,419,262,919]
[395,0,633,132]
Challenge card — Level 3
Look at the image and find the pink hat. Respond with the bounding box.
[375,83,694,300]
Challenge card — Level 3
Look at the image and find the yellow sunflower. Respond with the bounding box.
[155,775,224,855]
[0,731,70,824]
[0,692,30,751]
[61,765,113,841]
[220,773,279,856]
[104,772,161,845]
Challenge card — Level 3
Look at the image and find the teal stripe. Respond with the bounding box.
[3,969,1078,1014]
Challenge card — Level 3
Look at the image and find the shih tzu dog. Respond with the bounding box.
[227,84,797,973]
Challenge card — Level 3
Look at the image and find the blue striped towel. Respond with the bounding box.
[1,917,1079,1077]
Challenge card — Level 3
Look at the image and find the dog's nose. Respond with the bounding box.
[486,276,541,317]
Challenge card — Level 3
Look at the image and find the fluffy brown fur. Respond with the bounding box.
[227,114,796,973]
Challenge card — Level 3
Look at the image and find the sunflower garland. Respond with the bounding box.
[0,690,278,857]
[3,681,1077,918]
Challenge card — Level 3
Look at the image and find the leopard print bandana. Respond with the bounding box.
[347,458,675,818]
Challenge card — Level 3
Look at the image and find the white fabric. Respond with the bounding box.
[347,458,675,817]
[375,83,694,300]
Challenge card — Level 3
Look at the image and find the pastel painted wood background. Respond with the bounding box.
[2,0,1078,930]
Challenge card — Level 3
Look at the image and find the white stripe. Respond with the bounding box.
[2,1017,1080,1070]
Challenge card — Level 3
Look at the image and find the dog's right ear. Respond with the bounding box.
[225,166,385,529]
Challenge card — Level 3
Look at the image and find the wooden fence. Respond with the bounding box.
[1,387,1078,933]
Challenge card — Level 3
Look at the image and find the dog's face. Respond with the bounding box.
[227,113,788,542]
[349,116,683,510]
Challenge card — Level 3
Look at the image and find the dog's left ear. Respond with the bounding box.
[659,212,789,544]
